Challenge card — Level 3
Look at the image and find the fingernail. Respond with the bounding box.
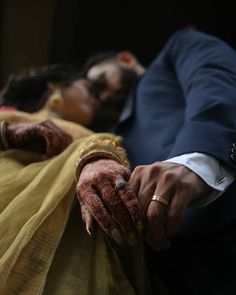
[86,224,92,236]
[111,229,124,245]
[136,221,144,234]
[128,232,138,247]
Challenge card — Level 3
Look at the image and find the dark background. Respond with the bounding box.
[51,0,236,67]
[1,0,236,83]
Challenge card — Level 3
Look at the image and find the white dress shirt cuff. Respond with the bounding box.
[164,152,235,207]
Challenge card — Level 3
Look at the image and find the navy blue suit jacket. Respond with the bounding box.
[115,29,236,237]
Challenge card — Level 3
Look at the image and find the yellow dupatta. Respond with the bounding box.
[0,111,165,295]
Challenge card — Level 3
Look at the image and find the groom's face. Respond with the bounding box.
[85,60,138,108]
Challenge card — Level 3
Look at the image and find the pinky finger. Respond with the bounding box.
[80,202,95,235]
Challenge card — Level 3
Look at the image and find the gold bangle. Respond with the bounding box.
[0,121,9,150]
[78,136,129,166]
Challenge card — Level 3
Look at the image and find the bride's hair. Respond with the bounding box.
[0,64,81,112]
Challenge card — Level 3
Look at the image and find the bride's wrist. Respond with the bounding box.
[75,136,130,182]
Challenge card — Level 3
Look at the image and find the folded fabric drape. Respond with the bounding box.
[0,111,164,295]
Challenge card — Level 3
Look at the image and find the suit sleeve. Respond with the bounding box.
[166,29,236,170]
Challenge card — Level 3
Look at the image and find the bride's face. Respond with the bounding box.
[59,79,101,126]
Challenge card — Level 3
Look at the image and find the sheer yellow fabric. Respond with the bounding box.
[0,111,166,295]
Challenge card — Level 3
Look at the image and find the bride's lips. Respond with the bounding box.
[79,80,101,113]
[81,80,101,112]
[89,98,101,113]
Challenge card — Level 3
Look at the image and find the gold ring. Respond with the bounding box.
[151,195,169,207]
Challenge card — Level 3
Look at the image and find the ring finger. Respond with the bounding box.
[146,190,172,250]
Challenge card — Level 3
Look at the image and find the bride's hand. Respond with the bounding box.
[76,159,143,246]
[6,120,72,157]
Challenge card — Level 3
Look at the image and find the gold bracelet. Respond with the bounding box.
[0,121,9,150]
[74,136,130,183]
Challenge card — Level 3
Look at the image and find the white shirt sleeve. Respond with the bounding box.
[164,152,235,207]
